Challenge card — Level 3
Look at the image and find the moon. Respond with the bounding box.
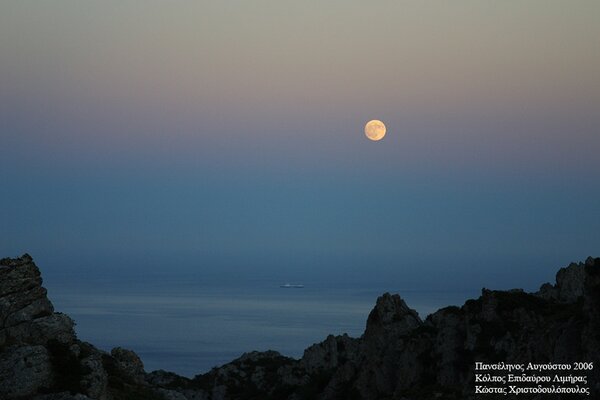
[364,120,386,141]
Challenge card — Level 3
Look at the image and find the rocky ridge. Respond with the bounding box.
[0,254,598,400]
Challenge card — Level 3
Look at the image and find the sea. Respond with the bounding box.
[45,273,478,377]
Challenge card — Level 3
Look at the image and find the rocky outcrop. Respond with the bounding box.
[0,254,75,398]
[153,256,600,400]
[1,254,598,400]
[0,255,167,400]
[537,260,583,302]
[0,254,75,349]
[0,345,54,398]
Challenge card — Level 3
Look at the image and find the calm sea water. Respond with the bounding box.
[46,276,476,377]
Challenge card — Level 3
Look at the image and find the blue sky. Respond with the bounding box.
[1,1,599,291]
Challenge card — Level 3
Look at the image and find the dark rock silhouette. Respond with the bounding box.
[0,254,598,399]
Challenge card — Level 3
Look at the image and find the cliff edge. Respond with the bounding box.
[1,254,598,400]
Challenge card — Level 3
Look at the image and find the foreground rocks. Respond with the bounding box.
[0,254,598,399]
[0,255,165,400]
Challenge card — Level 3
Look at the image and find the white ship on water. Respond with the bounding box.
[280,283,304,288]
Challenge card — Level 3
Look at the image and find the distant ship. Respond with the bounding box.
[280,283,304,288]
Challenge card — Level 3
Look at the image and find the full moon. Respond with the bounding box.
[364,120,386,141]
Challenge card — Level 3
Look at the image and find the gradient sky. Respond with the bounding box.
[1,1,599,291]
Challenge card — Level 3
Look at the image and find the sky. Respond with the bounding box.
[1,1,599,291]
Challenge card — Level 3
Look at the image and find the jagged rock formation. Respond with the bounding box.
[1,254,598,400]
[0,255,166,400]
